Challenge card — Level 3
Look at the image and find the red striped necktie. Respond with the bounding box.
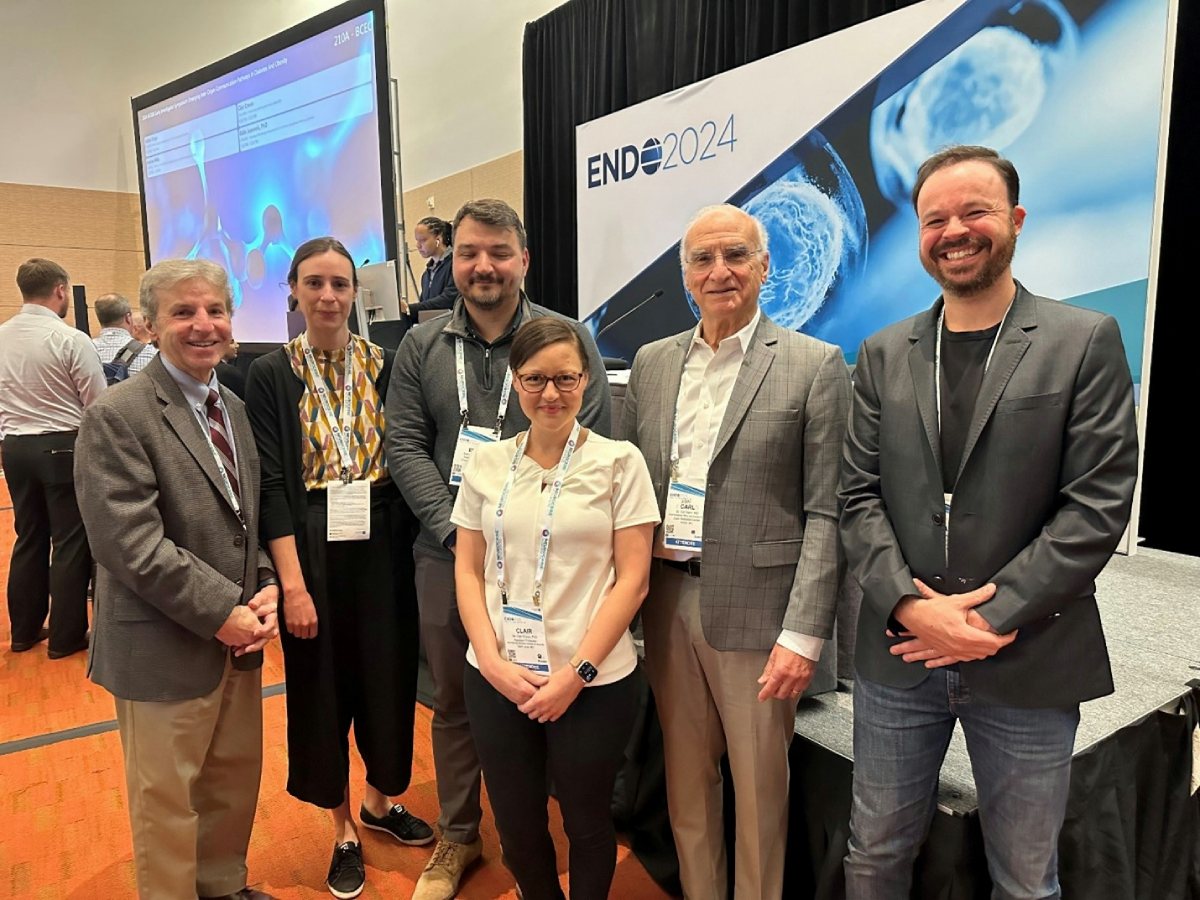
[204,389,241,503]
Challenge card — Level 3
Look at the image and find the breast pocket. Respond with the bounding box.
[995,392,1064,415]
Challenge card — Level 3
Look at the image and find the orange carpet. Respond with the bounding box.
[0,473,671,898]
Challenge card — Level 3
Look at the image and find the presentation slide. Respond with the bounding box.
[134,3,391,343]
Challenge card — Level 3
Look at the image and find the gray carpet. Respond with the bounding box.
[796,547,1200,815]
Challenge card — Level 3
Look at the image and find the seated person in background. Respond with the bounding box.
[406,216,456,319]
[452,317,659,900]
[92,292,157,378]
[246,237,431,900]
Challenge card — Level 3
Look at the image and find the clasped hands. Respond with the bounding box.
[215,584,281,656]
[889,579,1017,668]
[482,657,583,724]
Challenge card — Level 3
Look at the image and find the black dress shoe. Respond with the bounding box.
[48,631,90,660]
[11,627,49,653]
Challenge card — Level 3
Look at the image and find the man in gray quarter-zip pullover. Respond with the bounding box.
[385,198,609,900]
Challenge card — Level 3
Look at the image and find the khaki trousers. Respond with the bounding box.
[642,563,798,900]
[114,656,263,899]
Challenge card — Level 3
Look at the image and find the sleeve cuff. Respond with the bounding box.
[777,629,823,662]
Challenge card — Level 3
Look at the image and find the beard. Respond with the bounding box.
[462,279,516,312]
[923,228,1017,297]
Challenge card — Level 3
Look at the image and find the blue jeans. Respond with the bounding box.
[844,670,1080,900]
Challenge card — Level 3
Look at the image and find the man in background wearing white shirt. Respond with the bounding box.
[92,293,158,377]
[0,258,106,657]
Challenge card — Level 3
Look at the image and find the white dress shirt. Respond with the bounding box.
[93,326,158,374]
[655,309,824,661]
[0,304,106,436]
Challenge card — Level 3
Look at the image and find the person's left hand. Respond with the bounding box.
[756,644,817,702]
[518,667,585,723]
[237,584,281,655]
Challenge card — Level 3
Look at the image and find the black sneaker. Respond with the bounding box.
[359,803,435,846]
[326,841,364,899]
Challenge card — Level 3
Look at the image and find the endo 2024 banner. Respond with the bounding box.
[576,0,1173,384]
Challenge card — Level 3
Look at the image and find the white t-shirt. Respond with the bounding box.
[450,432,660,685]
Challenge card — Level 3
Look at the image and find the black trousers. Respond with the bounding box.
[464,663,638,900]
[2,432,90,651]
[279,485,420,809]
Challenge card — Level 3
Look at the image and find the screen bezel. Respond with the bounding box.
[129,0,395,351]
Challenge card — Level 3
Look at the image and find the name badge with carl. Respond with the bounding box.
[663,479,705,551]
[301,334,371,541]
[494,420,581,674]
[449,337,513,486]
[661,392,708,552]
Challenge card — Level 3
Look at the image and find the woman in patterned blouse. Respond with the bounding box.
[245,238,431,900]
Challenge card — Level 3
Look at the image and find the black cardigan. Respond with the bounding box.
[245,344,397,581]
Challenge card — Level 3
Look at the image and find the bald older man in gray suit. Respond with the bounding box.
[76,259,279,900]
[621,204,850,899]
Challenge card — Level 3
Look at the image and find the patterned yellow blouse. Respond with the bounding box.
[287,333,388,489]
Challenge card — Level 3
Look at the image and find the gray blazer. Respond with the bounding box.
[839,285,1138,707]
[621,314,850,652]
[77,355,272,702]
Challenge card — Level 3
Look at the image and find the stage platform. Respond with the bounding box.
[789,547,1200,898]
[797,547,1200,814]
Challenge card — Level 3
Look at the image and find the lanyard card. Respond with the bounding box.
[326,479,371,541]
[449,425,496,486]
[663,479,705,551]
[502,605,551,674]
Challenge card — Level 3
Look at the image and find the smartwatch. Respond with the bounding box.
[571,658,598,684]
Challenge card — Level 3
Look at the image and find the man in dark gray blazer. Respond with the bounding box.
[622,204,850,899]
[840,146,1139,899]
[76,259,279,900]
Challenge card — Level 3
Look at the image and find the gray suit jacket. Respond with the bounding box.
[621,314,850,652]
[839,285,1138,707]
[77,355,272,702]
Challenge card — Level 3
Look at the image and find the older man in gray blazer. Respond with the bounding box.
[622,204,850,899]
[839,146,1139,899]
[76,259,279,900]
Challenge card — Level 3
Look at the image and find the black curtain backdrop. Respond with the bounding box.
[522,0,1196,555]
[521,0,921,315]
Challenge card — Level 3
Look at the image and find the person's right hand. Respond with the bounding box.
[480,656,549,705]
[283,585,318,639]
[215,605,261,647]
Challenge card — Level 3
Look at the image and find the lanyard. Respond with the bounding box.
[197,393,244,526]
[668,356,717,481]
[933,301,1012,434]
[494,420,581,609]
[301,332,355,484]
[455,337,514,437]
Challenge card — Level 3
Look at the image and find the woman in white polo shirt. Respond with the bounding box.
[451,316,659,900]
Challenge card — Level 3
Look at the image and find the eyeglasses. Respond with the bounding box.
[684,246,763,272]
[515,372,584,393]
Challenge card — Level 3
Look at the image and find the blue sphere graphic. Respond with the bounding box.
[641,138,663,175]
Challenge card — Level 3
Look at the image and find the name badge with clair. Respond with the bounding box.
[502,605,551,674]
[449,425,496,486]
[663,479,705,551]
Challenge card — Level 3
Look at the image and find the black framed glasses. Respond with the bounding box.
[515,372,584,393]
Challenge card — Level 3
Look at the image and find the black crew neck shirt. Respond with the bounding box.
[939,322,1000,493]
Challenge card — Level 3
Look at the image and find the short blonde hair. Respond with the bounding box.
[140,259,233,324]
